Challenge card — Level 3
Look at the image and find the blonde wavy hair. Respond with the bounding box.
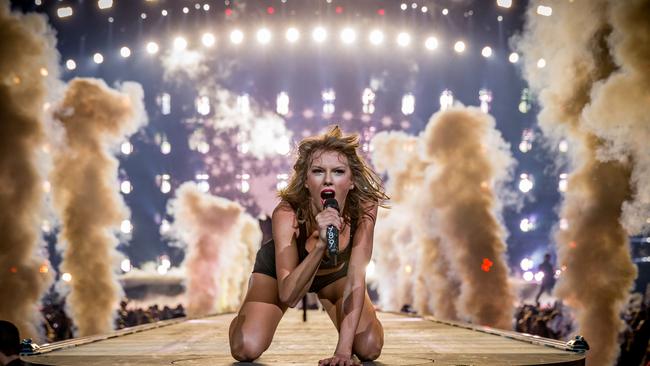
[279,126,389,230]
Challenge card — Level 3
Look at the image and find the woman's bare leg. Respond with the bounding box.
[229,273,288,361]
[318,277,384,361]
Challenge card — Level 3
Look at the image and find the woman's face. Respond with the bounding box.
[305,149,354,212]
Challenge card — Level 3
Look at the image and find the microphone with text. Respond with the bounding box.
[320,190,339,266]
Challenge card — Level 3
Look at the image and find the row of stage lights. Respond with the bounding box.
[61,26,553,71]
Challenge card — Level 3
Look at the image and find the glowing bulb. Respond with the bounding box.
[93,53,104,64]
[312,27,327,43]
[286,27,300,43]
[202,33,215,47]
[481,46,492,58]
[121,219,133,234]
[424,36,438,50]
[537,58,546,68]
[61,272,72,282]
[340,28,356,44]
[120,180,133,194]
[523,271,534,281]
[369,30,384,45]
[65,59,76,70]
[120,259,131,272]
[509,52,519,63]
[146,41,159,54]
[397,32,411,47]
[173,37,188,50]
[230,29,244,44]
[454,41,466,53]
[256,28,272,44]
[120,46,131,58]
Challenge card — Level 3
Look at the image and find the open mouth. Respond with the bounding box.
[320,189,335,204]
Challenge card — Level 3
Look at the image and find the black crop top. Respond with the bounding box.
[296,219,356,270]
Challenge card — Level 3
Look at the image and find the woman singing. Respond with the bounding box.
[229,126,389,365]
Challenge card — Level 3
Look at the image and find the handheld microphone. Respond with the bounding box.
[320,191,339,266]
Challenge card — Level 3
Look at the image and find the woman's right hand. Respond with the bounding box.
[314,207,342,248]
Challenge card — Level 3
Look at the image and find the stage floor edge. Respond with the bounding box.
[24,309,586,365]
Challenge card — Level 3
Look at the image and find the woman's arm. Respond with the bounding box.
[273,202,328,307]
[333,203,378,358]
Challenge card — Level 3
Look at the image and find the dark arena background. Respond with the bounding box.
[2,0,649,365]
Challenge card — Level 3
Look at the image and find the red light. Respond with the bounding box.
[225,8,232,16]
[335,6,343,13]
[267,6,275,14]
[569,241,577,248]
[481,258,493,272]
[377,8,385,15]
[9,266,17,273]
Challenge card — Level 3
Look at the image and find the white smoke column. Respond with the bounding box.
[422,106,515,329]
[51,78,147,336]
[0,2,59,340]
[167,183,261,316]
[515,1,645,363]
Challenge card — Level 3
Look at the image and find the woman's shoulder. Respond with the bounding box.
[272,201,299,223]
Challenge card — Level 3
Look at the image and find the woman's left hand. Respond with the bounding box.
[318,354,360,366]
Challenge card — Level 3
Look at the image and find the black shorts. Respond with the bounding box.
[252,241,348,293]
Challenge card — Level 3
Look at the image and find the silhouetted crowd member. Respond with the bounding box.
[535,254,556,306]
[0,320,24,366]
[616,294,649,366]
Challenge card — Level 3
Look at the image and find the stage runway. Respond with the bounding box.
[24,309,585,365]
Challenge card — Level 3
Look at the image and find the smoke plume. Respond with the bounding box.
[51,78,147,336]
[514,0,648,363]
[0,2,59,340]
[166,183,261,316]
[422,106,515,329]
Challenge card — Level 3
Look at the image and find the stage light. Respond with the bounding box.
[93,53,104,64]
[197,141,210,154]
[196,96,210,116]
[520,258,534,271]
[120,180,132,194]
[65,59,76,70]
[401,93,415,115]
[518,173,534,193]
[140,13,147,19]
[369,30,384,45]
[537,5,552,16]
[454,41,466,53]
[440,89,454,110]
[497,0,512,8]
[442,8,449,15]
[481,46,492,58]
[411,2,417,9]
[39,67,48,77]
[537,58,546,68]
[240,174,250,193]
[267,6,275,14]
[276,92,290,115]
[203,4,210,11]
[230,29,244,44]
[120,259,131,273]
[35,0,41,5]
[520,217,536,232]
[362,88,376,114]
[202,32,215,47]
[424,36,438,50]
[121,141,133,155]
[161,140,171,155]
[509,52,519,63]
[161,9,168,16]
[479,88,492,113]
[121,219,133,234]
[159,174,171,194]
[159,93,171,115]
[120,46,131,58]
[62,272,72,282]
[146,41,159,54]
[559,218,569,230]
[256,28,272,44]
[194,3,200,10]
[286,27,300,43]
[558,173,568,192]
[396,32,411,47]
[498,15,503,22]
[98,0,113,10]
[312,26,327,43]
[57,6,73,18]
[340,28,357,44]
[108,17,114,23]
[400,3,407,10]
[160,219,170,234]
[173,36,187,50]
[182,6,189,14]
[421,6,428,13]
[558,140,569,152]
[523,271,533,281]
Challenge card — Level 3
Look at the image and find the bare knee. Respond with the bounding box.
[353,327,383,361]
[229,334,268,361]
[229,317,270,361]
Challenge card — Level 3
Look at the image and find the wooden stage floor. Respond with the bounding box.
[24,309,585,365]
